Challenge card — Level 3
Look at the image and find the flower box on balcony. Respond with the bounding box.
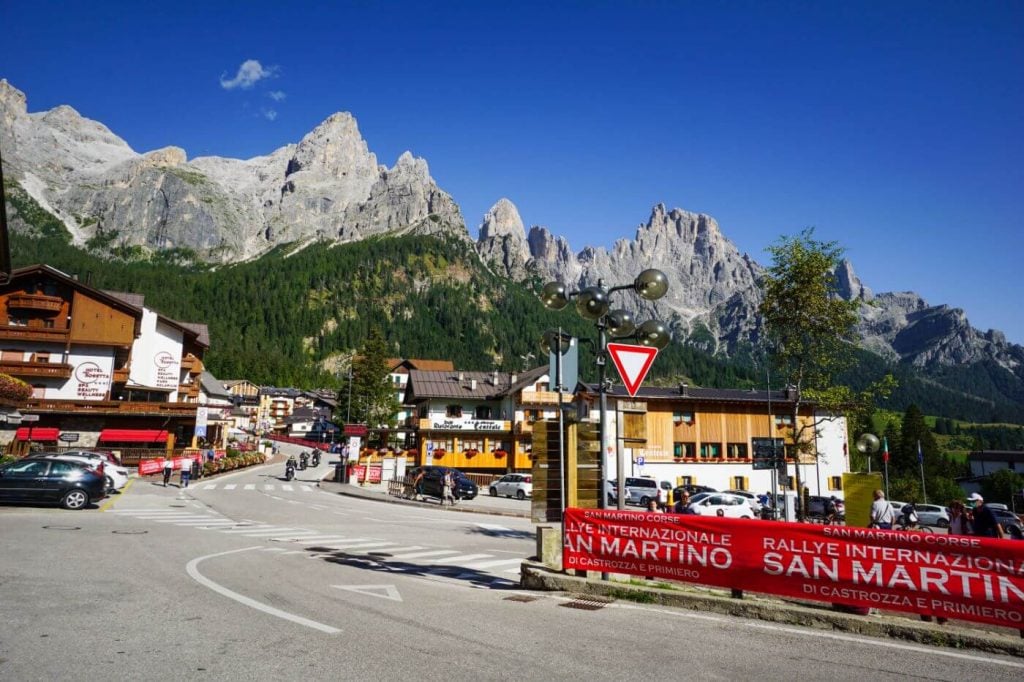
[432,449,446,458]
[464,449,479,458]
[493,449,508,458]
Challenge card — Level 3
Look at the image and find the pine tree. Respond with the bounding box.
[347,328,401,437]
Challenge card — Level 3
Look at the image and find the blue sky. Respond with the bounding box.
[3,1,1022,343]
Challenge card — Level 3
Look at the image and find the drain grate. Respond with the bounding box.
[504,595,540,603]
[560,596,613,611]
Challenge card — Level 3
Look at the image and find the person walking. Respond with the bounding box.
[180,459,191,488]
[442,470,455,506]
[413,469,425,501]
[967,492,1005,539]
[869,489,895,529]
[162,457,173,487]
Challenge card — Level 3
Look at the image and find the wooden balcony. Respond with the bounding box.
[24,398,198,417]
[519,390,564,406]
[6,293,63,314]
[178,383,200,399]
[0,360,73,379]
[113,367,129,383]
[0,326,70,343]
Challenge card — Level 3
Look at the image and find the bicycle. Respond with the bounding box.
[895,518,933,532]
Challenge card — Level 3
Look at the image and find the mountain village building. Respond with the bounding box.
[0,264,207,460]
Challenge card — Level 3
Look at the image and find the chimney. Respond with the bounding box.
[491,370,499,386]
[786,384,797,400]
[470,379,477,391]
[511,373,518,385]
[458,371,464,381]
[679,382,688,396]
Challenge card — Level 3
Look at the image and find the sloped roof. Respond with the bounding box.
[179,321,211,348]
[406,366,547,401]
[104,291,145,307]
[387,358,456,373]
[577,383,797,405]
[199,371,231,399]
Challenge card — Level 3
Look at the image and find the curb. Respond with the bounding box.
[519,561,1024,658]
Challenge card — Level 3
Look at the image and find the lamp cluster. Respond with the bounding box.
[540,269,671,350]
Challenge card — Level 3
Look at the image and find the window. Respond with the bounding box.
[726,443,748,460]
[430,439,453,452]
[673,442,695,459]
[461,439,482,452]
[446,405,463,418]
[474,405,492,419]
[774,414,794,427]
[673,411,694,425]
[49,460,80,476]
[31,352,51,363]
[31,384,46,399]
[524,409,539,423]
[8,317,27,327]
[699,443,721,459]
[828,476,843,491]
[731,476,749,491]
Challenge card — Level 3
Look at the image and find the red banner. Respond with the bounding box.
[563,508,1024,630]
[138,458,163,476]
[352,464,382,483]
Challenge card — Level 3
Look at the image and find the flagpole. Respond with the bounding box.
[918,439,927,504]
[882,436,890,501]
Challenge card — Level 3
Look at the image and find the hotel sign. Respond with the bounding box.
[429,418,505,432]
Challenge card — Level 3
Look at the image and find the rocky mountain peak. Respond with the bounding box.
[0,79,27,116]
[479,198,525,240]
[476,199,531,279]
[834,259,873,301]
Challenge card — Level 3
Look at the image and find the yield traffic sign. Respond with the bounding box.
[606,343,658,397]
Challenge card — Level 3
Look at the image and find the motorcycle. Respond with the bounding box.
[285,463,295,481]
[299,452,309,470]
[311,450,321,467]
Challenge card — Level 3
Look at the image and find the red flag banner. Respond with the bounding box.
[563,507,1024,629]
[138,458,163,476]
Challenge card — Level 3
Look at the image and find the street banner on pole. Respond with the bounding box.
[606,343,658,397]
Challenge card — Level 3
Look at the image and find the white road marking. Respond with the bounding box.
[386,549,461,561]
[301,486,314,492]
[285,536,359,544]
[263,485,274,490]
[201,484,217,490]
[463,558,523,570]
[320,541,396,551]
[160,519,233,526]
[244,484,256,490]
[219,525,277,534]
[223,528,305,537]
[151,515,222,522]
[281,484,294,492]
[224,484,237,490]
[331,584,403,602]
[424,554,493,565]
[475,523,512,532]
[186,547,341,635]
[107,509,187,514]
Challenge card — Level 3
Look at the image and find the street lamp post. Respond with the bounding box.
[540,270,671,516]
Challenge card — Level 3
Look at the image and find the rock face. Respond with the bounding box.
[3,79,1021,383]
[0,80,466,261]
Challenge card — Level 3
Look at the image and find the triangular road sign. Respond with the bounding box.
[606,343,659,397]
[331,584,403,602]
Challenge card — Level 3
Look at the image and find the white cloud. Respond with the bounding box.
[262,108,278,121]
[268,90,286,102]
[220,59,278,90]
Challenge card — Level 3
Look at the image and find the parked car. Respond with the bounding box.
[0,458,106,509]
[618,477,672,506]
[723,489,762,514]
[992,509,1024,539]
[806,495,845,520]
[489,473,532,500]
[688,493,757,519]
[408,466,478,500]
[29,452,128,491]
[673,484,717,502]
[913,504,950,528]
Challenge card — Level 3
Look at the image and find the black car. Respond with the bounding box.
[409,466,478,500]
[992,509,1024,539]
[672,484,717,501]
[0,457,106,509]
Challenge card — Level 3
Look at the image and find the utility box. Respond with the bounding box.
[780,491,799,522]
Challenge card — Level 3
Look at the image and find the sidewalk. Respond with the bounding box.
[319,476,530,519]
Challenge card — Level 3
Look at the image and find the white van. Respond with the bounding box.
[620,477,671,506]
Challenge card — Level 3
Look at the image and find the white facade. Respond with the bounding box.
[594,406,850,499]
[129,309,183,399]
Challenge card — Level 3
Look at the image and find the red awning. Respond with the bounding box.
[98,429,169,443]
[15,427,59,441]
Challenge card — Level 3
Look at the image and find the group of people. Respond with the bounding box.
[161,457,200,488]
[870,489,1005,538]
[410,469,458,506]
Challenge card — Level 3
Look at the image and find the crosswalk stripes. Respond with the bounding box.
[104,508,524,586]
[176,483,321,493]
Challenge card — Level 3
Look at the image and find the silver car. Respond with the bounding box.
[913,503,950,528]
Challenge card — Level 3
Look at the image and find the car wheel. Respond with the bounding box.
[741,515,752,519]
[516,490,526,500]
[1007,525,1024,540]
[61,489,89,510]
[105,476,114,491]
[489,487,497,497]
[640,496,651,507]
[936,518,949,528]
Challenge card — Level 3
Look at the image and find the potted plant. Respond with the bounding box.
[433,448,446,458]
[465,449,479,458]
[493,449,508,458]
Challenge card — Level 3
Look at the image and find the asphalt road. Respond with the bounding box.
[1,454,1022,681]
